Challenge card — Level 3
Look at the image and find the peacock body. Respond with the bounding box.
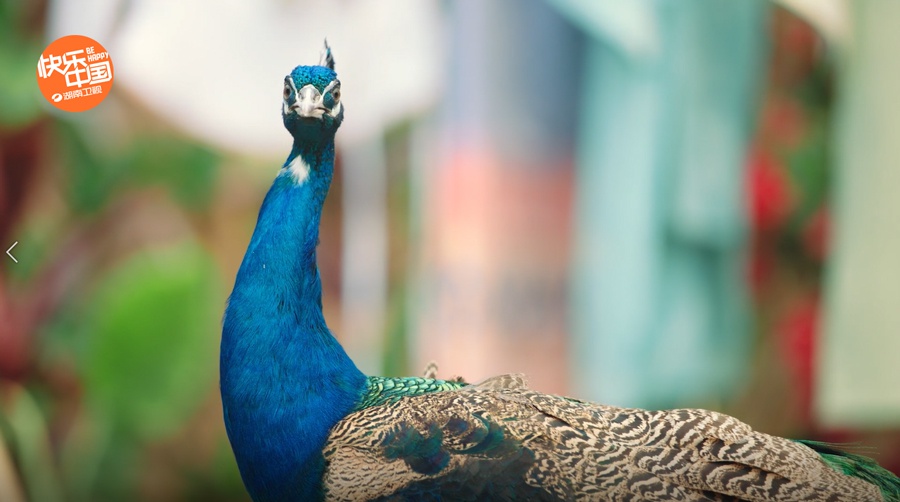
[220,43,900,502]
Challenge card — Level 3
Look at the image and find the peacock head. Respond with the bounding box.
[282,40,344,143]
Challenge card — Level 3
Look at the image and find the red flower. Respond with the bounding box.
[803,207,830,261]
[747,148,793,232]
[778,299,819,427]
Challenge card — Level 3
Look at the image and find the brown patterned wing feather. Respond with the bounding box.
[321,375,884,502]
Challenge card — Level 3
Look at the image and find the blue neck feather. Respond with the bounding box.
[221,139,367,502]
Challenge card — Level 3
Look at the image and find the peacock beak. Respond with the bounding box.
[292,84,326,119]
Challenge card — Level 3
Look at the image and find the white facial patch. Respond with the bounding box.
[323,80,341,118]
[283,77,299,114]
[283,155,311,184]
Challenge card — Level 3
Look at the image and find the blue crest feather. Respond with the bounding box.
[319,39,335,70]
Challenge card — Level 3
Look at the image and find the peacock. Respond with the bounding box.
[220,42,900,502]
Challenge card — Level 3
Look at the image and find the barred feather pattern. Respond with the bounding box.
[321,375,884,501]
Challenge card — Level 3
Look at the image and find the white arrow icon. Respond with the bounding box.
[6,242,18,263]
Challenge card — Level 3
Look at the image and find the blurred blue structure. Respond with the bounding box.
[440,0,583,166]
[412,0,583,391]
[554,0,769,408]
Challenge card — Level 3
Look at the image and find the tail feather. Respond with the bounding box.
[797,440,900,502]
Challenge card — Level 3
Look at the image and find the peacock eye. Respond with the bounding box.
[283,85,291,99]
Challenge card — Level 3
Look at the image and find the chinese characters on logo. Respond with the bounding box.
[36,35,114,112]
[38,47,111,91]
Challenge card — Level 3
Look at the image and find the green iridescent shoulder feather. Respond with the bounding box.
[352,376,469,412]
[797,440,900,502]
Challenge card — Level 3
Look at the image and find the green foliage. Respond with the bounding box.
[0,425,27,501]
[55,122,220,214]
[382,287,410,377]
[185,439,250,502]
[55,120,128,214]
[0,1,44,127]
[0,387,63,502]
[2,222,53,284]
[785,115,830,229]
[1,5,230,499]
[128,136,219,211]
[82,242,222,441]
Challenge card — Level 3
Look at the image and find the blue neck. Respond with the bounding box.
[221,139,367,502]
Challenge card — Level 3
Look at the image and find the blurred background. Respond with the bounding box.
[1,0,899,500]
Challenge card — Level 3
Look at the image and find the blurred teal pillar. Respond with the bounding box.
[550,0,768,408]
[819,1,900,428]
